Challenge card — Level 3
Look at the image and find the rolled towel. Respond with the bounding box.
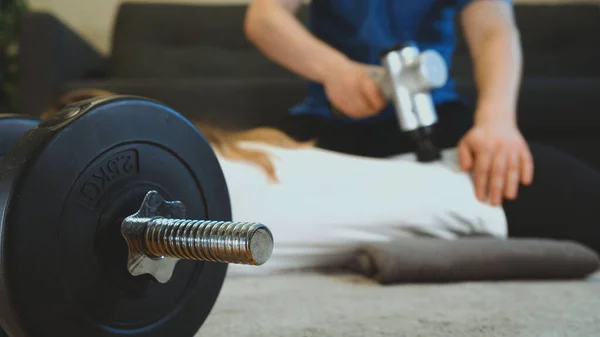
[348,238,600,284]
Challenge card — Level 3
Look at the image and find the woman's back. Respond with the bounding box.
[216,141,507,275]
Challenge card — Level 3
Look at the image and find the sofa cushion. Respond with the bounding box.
[109,3,600,79]
[452,4,600,78]
[62,77,307,129]
[109,3,306,79]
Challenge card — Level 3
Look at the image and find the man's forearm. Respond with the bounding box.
[245,0,349,83]
[472,27,523,125]
[460,0,523,125]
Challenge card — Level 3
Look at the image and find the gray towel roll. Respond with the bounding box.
[348,238,600,284]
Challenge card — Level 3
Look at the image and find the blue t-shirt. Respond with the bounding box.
[290,0,480,121]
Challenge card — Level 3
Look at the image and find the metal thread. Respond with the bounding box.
[143,219,269,265]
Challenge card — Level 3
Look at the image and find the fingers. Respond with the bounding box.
[463,126,534,205]
[329,86,379,118]
[325,63,387,118]
[347,90,371,117]
[341,71,386,118]
[361,78,386,113]
[457,141,473,171]
[473,143,493,202]
[483,143,532,206]
[329,90,369,118]
[503,149,521,201]
[520,145,534,185]
[488,149,507,206]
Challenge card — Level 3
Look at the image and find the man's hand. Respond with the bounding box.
[458,1,530,205]
[457,117,534,206]
[322,61,387,119]
[246,0,387,119]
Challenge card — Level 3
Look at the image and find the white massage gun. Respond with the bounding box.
[371,42,449,162]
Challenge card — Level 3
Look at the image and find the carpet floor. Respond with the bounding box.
[196,272,600,337]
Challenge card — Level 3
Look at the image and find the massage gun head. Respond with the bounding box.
[379,42,449,130]
[380,43,448,93]
[377,42,448,162]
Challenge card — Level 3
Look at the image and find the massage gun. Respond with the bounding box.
[370,42,449,162]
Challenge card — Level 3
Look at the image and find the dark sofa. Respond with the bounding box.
[18,4,305,129]
[17,2,600,159]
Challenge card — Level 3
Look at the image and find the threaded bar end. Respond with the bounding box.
[144,219,273,265]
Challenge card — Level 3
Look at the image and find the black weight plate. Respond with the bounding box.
[0,115,40,337]
[0,114,40,159]
[0,97,229,337]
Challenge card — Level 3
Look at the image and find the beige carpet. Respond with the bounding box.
[196,272,600,337]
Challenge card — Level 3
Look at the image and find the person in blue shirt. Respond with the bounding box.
[244,0,600,253]
[245,0,528,206]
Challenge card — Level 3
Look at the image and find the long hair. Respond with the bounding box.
[42,89,314,182]
[40,88,115,120]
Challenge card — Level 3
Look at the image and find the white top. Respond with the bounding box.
[215,143,507,275]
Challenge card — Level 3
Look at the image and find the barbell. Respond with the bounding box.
[0,96,274,337]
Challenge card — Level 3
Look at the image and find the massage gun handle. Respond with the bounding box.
[408,127,441,163]
[367,64,441,163]
[366,67,393,97]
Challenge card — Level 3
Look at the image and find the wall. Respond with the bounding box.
[28,0,600,55]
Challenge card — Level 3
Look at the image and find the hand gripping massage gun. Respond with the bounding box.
[371,42,449,162]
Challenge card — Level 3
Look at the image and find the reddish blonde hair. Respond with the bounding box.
[43,89,314,182]
[40,88,115,120]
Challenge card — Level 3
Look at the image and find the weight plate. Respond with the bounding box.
[0,97,230,337]
[0,114,40,159]
[0,114,40,337]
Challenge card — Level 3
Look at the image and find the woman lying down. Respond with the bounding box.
[44,90,600,277]
[224,145,514,276]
